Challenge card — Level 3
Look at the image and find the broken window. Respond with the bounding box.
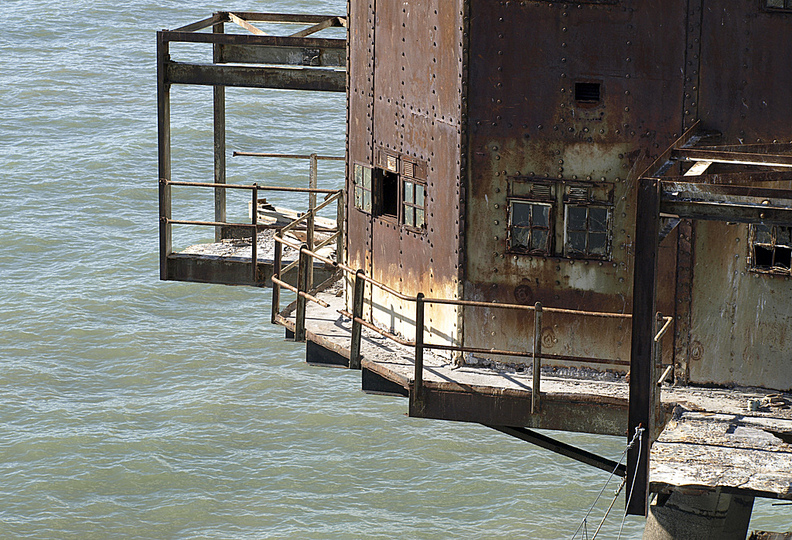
[377,168,399,218]
[353,164,372,213]
[509,201,553,254]
[765,0,792,11]
[565,205,610,259]
[403,179,426,229]
[751,224,792,272]
[370,148,428,231]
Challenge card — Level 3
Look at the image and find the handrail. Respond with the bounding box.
[160,150,344,285]
[273,236,666,323]
[166,179,339,194]
[234,151,344,161]
[280,191,341,234]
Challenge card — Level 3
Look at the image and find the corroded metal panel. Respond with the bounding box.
[347,0,375,312]
[463,0,685,368]
[684,1,792,390]
[362,0,465,347]
[697,1,792,143]
[689,219,792,391]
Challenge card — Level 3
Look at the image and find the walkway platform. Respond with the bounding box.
[274,279,792,501]
[164,205,338,287]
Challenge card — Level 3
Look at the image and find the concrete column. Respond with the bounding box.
[643,488,754,540]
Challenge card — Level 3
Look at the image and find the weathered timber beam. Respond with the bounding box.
[684,160,712,176]
[225,12,343,24]
[289,17,344,38]
[218,44,345,68]
[160,31,344,51]
[165,62,345,92]
[673,147,792,168]
[172,12,227,33]
[489,425,626,477]
[228,13,267,36]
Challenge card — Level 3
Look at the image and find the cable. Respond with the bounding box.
[591,477,627,539]
[570,428,643,540]
[618,426,645,540]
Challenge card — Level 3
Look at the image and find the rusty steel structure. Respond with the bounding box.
[343,0,792,516]
[157,2,792,523]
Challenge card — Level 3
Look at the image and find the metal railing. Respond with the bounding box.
[159,152,344,283]
[269,236,674,414]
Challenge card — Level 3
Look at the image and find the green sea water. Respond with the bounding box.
[0,1,788,538]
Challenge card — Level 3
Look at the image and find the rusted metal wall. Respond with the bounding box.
[346,0,465,347]
[346,0,375,317]
[685,1,792,390]
[697,2,792,144]
[463,0,686,369]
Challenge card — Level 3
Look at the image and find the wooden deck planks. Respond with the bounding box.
[651,411,792,499]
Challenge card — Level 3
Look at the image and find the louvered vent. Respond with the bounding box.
[568,187,589,202]
[532,184,552,198]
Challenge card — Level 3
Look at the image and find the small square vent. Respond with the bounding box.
[574,82,601,104]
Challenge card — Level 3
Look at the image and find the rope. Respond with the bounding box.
[618,426,645,540]
[591,477,627,539]
[569,428,643,540]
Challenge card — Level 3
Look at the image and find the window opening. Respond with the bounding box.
[765,0,792,11]
[403,179,426,229]
[574,82,601,105]
[751,224,792,272]
[509,201,553,254]
[353,164,372,213]
[565,205,610,259]
[377,168,399,217]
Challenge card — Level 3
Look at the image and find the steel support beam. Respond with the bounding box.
[673,147,792,168]
[157,32,172,281]
[213,22,226,242]
[489,425,626,477]
[660,182,792,226]
[160,30,344,50]
[217,44,345,67]
[628,177,661,516]
[165,62,345,92]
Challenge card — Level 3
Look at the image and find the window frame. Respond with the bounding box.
[352,163,373,214]
[367,148,429,233]
[763,0,792,12]
[563,203,613,260]
[402,177,427,232]
[749,223,792,274]
[507,199,554,255]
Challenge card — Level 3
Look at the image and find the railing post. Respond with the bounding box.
[307,153,318,290]
[349,270,365,369]
[653,311,664,427]
[295,245,310,342]
[413,292,426,411]
[157,31,171,281]
[532,302,542,414]
[271,232,282,324]
[336,190,345,266]
[251,184,258,283]
[213,20,226,242]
